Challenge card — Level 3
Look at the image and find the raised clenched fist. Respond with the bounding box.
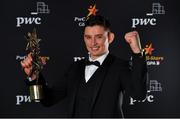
[124,31,142,54]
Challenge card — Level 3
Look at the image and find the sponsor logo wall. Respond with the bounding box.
[1,0,180,118]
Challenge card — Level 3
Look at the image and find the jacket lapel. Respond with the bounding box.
[68,61,86,117]
[90,54,114,112]
[68,54,115,116]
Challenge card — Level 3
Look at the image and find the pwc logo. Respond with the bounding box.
[16,2,50,27]
[74,4,98,27]
[16,95,31,105]
[131,3,165,28]
[130,80,163,105]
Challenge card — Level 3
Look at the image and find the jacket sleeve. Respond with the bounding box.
[40,72,68,107]
[24,63,74,107]
[120,52,147,100]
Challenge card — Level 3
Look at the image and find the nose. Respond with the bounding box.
[92,37,97,46]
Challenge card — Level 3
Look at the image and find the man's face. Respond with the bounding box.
[84,25,113,59]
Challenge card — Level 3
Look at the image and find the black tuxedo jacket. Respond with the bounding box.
[37,53,147,118]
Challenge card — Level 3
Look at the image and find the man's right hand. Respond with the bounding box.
[21,53,37,81]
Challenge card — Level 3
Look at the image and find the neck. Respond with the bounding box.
[90,56,100,60]
[89,51,109,60]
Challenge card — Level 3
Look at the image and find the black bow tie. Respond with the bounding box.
[85,60,101,67]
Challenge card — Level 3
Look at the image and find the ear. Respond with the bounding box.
[108,32,115,44]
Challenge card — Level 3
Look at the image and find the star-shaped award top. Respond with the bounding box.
[25,28,41,52]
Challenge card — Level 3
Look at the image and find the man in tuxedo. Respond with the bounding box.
[21,15,147,118]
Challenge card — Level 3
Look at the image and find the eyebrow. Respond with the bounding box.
[84,33,104,36]
[95,34,104,36]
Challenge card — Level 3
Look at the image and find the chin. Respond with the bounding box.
[90,52,102,57]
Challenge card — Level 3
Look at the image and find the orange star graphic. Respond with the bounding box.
[87,4,98,18]
[144,43,154,55]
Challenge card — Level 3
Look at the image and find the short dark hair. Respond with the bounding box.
[85,15,111,31]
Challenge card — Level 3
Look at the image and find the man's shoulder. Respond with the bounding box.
[64,58,86,75]
[109,54,130,68]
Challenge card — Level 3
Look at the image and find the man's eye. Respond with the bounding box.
[96,35,103,39]
[86,37,91,40]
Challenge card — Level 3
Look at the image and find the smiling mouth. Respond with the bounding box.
[91,46,100,51]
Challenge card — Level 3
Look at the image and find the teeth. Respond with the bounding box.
[92,47,99,50]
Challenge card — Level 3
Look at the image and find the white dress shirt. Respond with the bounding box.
[85,51,109,83]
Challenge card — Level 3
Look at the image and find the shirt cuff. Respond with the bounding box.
[27,76,33,82]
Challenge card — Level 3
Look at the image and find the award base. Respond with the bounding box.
[29,85,43,102]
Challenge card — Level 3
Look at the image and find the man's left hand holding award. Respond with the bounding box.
[21,28,48,102]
